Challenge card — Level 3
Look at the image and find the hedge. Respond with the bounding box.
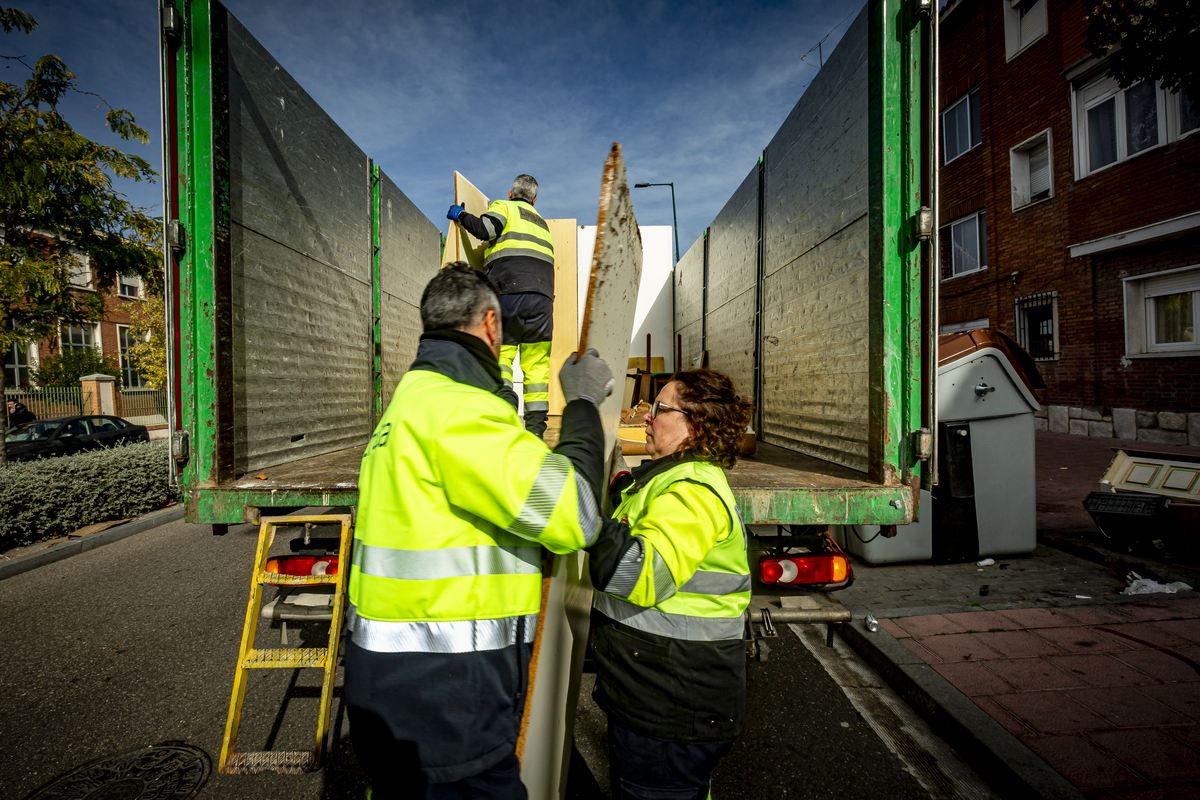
[0,440,180,550]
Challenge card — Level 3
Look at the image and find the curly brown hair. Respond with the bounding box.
[670,369,754,469]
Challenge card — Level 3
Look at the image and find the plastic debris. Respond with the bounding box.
[977,558,995,567]
[1121,579,1193,596]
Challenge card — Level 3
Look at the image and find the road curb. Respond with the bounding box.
[0,505,186,582]
[838,618,1086,800]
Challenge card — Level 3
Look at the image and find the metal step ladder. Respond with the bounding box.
[218,514,353,775]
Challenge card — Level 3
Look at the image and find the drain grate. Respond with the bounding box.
[24,742,210,800]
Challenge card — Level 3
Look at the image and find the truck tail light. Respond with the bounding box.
[758,553,852,590]
[263,555,339,584]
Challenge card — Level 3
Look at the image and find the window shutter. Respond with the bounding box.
[1018,0,1045,45]
[1029,140,1050,198]
[939,225,952,280]
[1144,268,1200,298]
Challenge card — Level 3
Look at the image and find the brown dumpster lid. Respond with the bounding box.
[938,329,1046,392]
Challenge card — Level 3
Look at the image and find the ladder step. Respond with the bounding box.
[242,647,327,669]
[257,573,340,587]
[222,750,316,775]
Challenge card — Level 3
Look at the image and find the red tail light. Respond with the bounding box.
[264,555,339,583]
[758,554,851,589]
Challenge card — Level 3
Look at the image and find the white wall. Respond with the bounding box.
[576,225,675,373]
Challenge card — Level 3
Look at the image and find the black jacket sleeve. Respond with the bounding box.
[552,399,605,504]
[458,211,502,242]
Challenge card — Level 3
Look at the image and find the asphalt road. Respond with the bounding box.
[2,517,988,799]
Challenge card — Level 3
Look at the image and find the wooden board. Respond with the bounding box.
[441,171,490,268]
[518,144,643,800]
[546,220,579,415]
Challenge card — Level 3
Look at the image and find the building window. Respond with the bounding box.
[940,318,990,334]
[117,326,144,388]
[118,275,142,298]
[60,322,98,352]
[1003,0,1047,61]
[4,318,35,388]
[1123,265,1200,357]
[942,88,981,164]
[1071,75,1199,178]
[1010,129,1053,209]
[68,257,93,289]
[1014,292,1059,360]
[939,211,987,280]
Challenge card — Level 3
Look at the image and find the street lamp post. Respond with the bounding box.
[633,182,680,263]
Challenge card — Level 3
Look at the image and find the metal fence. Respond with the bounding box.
[117,388,168,427]
[5,386,85,421]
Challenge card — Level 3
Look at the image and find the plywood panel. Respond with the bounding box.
[545,219,578,415]
[442,171,490,268]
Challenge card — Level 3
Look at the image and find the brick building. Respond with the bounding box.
[938,0,1200,445]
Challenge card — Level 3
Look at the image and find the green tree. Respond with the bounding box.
[1086,0,1200,100]
[30,346,120,387]
[127,291,167,389]
[1,7,159,462]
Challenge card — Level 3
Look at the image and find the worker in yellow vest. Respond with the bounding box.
[448,174,554,438]
[585,369,754,800]
[345,264,620,799]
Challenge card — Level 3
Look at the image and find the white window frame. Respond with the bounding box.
[4,341,38,388]
[68,254,93,290]
[118,274,143,299]
[942,88,981,164]
[116,324,145,388]
[1003,0,1047,61]
[1010,128,1054,210]
[1071,75,1191,179]
[940,318,990,334]
[59,320,101,354]
[1123,264,1200,358]
[1014,292,1059,361]
[939,210,988,281]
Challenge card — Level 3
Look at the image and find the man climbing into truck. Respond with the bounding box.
[447,174,555,438]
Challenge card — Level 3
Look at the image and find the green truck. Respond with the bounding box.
[160,0,936,532]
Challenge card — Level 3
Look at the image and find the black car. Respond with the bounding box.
[4,415,151,462]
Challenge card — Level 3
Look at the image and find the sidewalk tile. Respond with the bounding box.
[1090,729,1200,782]
[1119,603,1177,622]
[1100,622,1195,649]
[878,618,909,638]
[1069,686,1189,727]
[997,607,1073,628]
[985,658,1088,691]
[970,630,1067,659]
[994,692,1111,734]
[932,661,1015,696]
[971,695,1035,737]
[892,615,968,638]
[915,633,1002,663]
[1022,734,1142,790]
[1033,626,1130,653]
[1138,683,1200,723]
[1152,619,1200,646]
[1049,654,1162,687]
[1115,783,1200,800]
[940,610,1022,631]
[1172,598,1200,615]
[1056,606,1140,626]
[1166,723,1200,751]
[1112,650,1200,683]
[897,636,941,663]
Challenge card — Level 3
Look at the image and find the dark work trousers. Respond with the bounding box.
[608,722,734,800]
[497,292,554,438]
[350,708,527,800]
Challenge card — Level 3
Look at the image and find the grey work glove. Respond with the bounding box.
[559,349,615,406]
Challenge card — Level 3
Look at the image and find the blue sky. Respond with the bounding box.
[12,0,860,251]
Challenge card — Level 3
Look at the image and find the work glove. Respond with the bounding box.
[559,349,615,406]
[446,203,466,221]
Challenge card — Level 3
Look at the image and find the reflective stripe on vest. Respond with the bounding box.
[347,604,538,653]
[593,592,745,642]
[353,543,541,581]
[483,199,553,267]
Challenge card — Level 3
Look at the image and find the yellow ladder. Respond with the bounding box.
[218,514,353,775]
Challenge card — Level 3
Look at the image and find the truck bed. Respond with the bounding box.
[191,438,910,526]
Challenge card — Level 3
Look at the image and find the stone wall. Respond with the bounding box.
[1035,404,1200,446]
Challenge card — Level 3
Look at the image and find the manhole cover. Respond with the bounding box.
[24,742,210,800]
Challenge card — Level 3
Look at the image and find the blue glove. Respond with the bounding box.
[447,204,466,221]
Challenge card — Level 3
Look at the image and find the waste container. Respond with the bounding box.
[835,330,1044,564]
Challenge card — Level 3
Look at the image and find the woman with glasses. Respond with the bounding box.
[585,368,754,800]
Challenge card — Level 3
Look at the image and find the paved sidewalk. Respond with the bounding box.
[836,431,1200,799]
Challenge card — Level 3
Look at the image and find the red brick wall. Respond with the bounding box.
[938,0,1200,412]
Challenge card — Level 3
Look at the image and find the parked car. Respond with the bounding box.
[4,415,151,462]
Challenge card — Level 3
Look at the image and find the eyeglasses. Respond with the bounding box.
[649,400,689,420]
